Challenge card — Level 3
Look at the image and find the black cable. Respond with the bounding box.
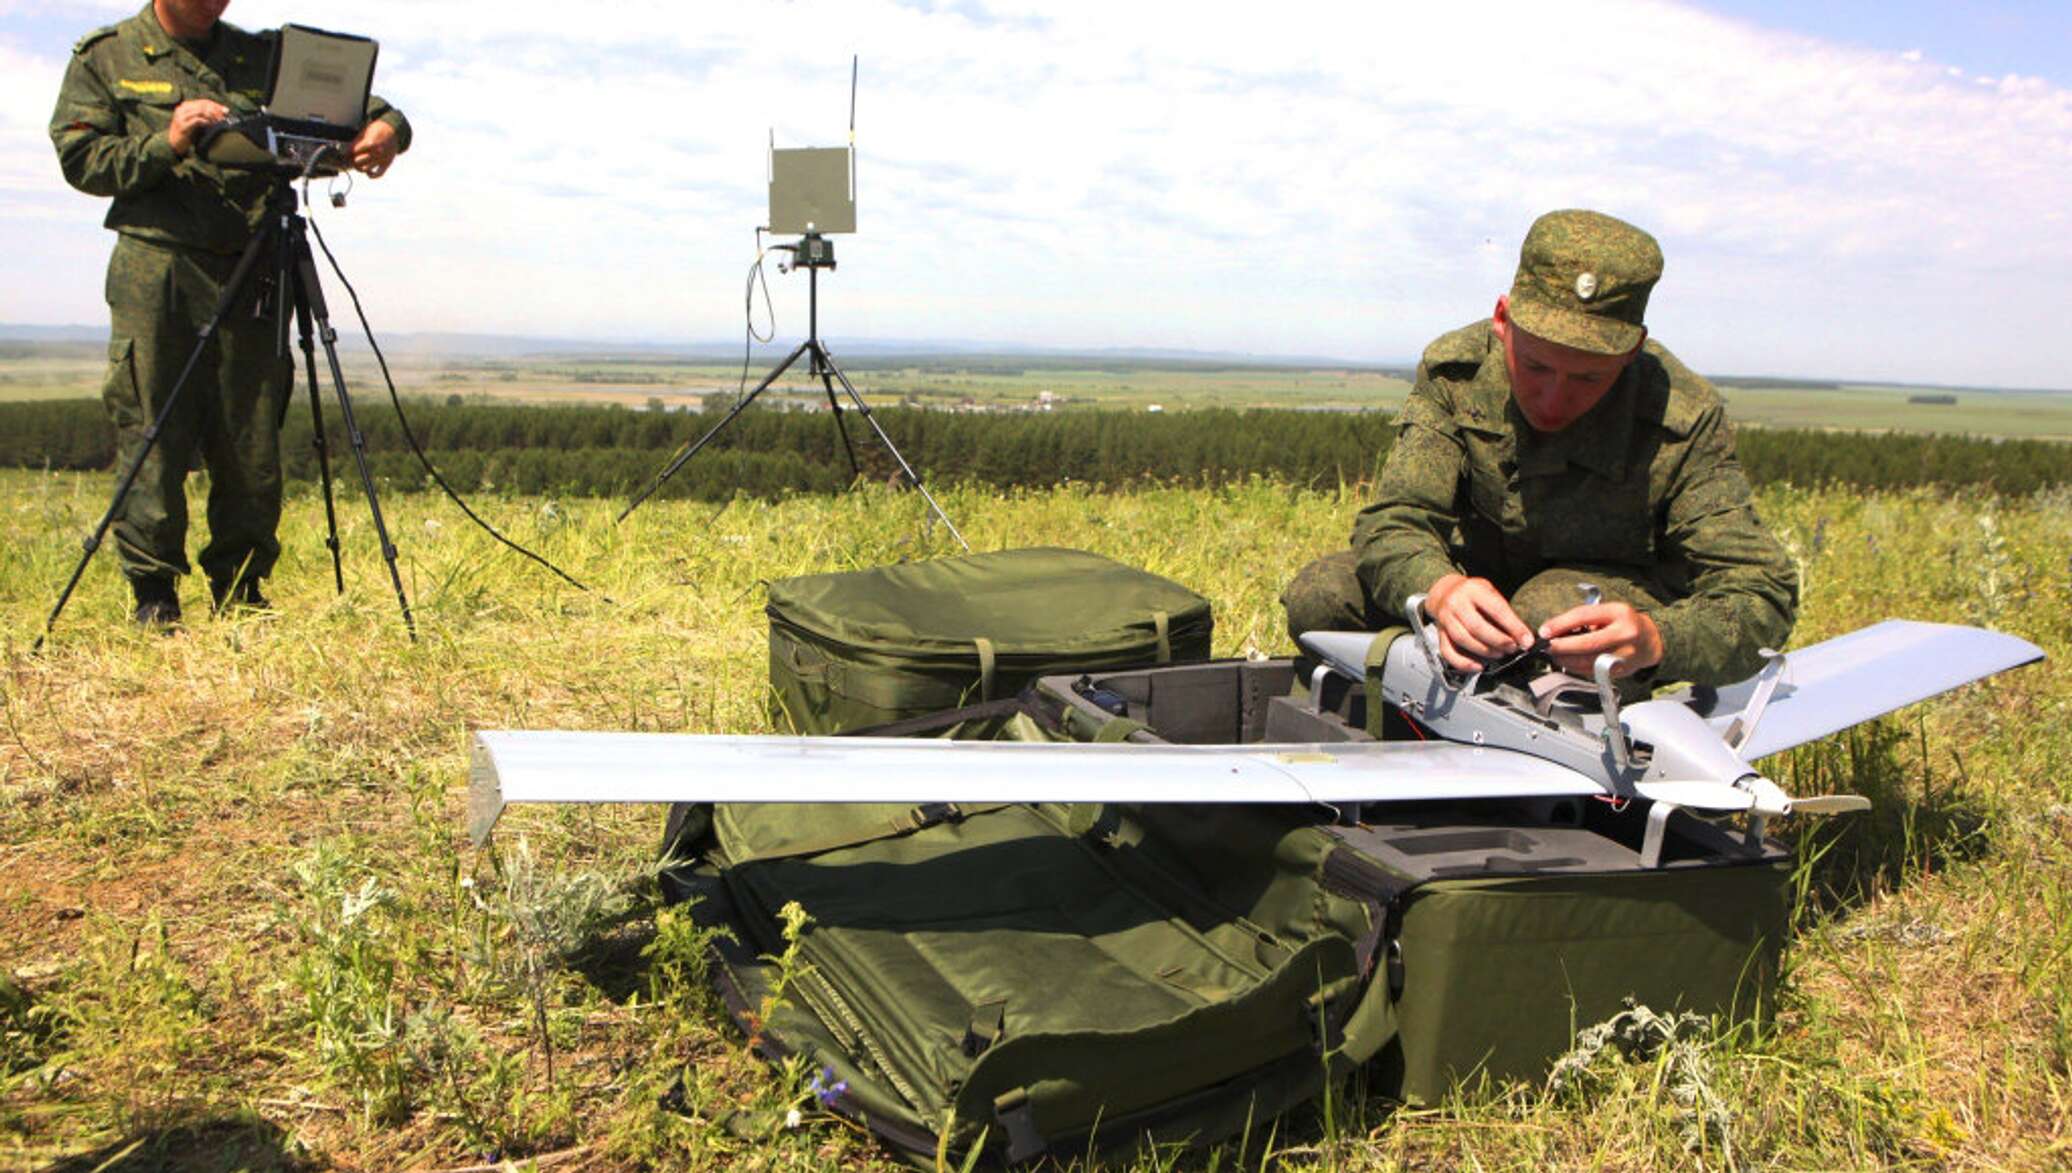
[737,226,777,402]
[301,179,593,594]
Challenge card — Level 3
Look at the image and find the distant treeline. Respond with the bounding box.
[2,399,2067,498]
[1714,375,1844,391]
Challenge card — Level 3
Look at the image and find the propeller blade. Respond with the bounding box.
[1786,794,1873,814]
[1633,777,1873,819]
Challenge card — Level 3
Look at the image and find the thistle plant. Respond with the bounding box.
[282,844,410,1122]
[1549,999,1735,1164]
[469,838,640,1088]
[1974,510,2012,627]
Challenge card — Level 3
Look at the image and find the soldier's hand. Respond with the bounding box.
[1540,603,1663,678]
[1423,573,1536,674]
[349,119,399,178]
[167,99,231,156]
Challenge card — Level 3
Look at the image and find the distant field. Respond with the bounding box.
[359,358,1415,413]
[4,342,2069,438]
[1722,383,2072,440]
[0,343,101,402]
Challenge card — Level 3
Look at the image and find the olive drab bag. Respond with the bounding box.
[765,547,1213,734]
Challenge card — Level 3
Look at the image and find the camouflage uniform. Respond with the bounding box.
[1284,212,1797,686]
[50,5,409,591]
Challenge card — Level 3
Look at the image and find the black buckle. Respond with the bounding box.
[910,802,961,830]
[993,1088,1047,1164]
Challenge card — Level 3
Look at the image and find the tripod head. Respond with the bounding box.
[774,232,837,272]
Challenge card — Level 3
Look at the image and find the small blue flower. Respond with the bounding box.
[809,1065,850,1108]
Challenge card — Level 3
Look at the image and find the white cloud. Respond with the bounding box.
[2,0,2068,386]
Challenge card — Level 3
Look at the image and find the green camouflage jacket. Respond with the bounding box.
[1352,319,1798,685]
[50,5,411,254]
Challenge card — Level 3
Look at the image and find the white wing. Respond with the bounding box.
[468,731,1603,845]
[1666,620,2043,760]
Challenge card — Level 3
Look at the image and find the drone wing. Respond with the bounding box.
[468,731,1602,846]
[1665,620,2043,761]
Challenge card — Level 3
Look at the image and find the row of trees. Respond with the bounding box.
[2,398,2066,498]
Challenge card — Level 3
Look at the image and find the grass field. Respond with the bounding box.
[2,471,2069,1170]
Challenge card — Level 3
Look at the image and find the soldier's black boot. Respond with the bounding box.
[209,575,272,613]
[130,575,181,629]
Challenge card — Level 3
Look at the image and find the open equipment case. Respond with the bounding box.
[665,551,1792,1167]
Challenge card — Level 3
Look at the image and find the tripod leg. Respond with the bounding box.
[816,362,862,480]
[36,226,276,650]
[296,295,345,594]
[289,219,416,641]
[817,343,969,552]
[617,341,811,523]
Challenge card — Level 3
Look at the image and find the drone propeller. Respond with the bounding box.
[1784,794,1876,815]
[1634,776,1871,819]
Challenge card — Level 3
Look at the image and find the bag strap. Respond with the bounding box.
[1153,611,1171,663]
[961,999,1009,1057]
[1091,717,1151,744]
[1319,843,1419,980]
[730,802,1013,865]
[849,695,1035,738]
[974,637,997,702]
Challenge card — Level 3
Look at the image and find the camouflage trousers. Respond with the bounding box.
[1280,550,1669,645]
[101,234,290,585]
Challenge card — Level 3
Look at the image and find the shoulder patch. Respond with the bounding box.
[1419,320,1493,372]
[1638,341,1720,437]
[73,26,117,55]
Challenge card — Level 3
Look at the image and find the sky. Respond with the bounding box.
[1,0,2067,388]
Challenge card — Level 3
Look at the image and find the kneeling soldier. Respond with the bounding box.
[1284,209,1797,687]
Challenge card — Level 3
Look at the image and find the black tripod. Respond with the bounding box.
[37,182,415,649]
[617,233,967,549]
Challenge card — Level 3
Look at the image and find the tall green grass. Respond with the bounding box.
[1,470,2067,1169]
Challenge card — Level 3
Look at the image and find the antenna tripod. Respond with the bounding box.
[616,232,967,550]
[37,181,415,649]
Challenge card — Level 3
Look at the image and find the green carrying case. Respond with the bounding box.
[680,730,1378,1167]
[1037,661,1792,1104]
[681,697,1789,1166]
[679,599,1792,1165]
[765,547,1213,735]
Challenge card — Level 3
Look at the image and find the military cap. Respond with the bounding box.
[1507,209,1663,356]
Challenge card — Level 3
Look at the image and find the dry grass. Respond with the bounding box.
[2,469,2068,1170]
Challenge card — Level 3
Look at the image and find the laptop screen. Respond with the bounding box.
[266,24,379,137]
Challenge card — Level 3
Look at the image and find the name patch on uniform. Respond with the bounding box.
[117,79,175,95]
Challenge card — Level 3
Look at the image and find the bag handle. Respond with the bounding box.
[974,637,997,701]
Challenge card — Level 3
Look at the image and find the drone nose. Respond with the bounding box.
[1744,776,1796,819]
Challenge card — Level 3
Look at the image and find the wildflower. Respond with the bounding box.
[809,1065,849,1108]
[784,1107,804,1129]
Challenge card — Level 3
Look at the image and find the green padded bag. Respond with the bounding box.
[685,707,1379,1168]
[767,547,1213,734]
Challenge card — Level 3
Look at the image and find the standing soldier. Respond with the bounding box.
[1283,209,1798,687]
[50,0,410,625]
